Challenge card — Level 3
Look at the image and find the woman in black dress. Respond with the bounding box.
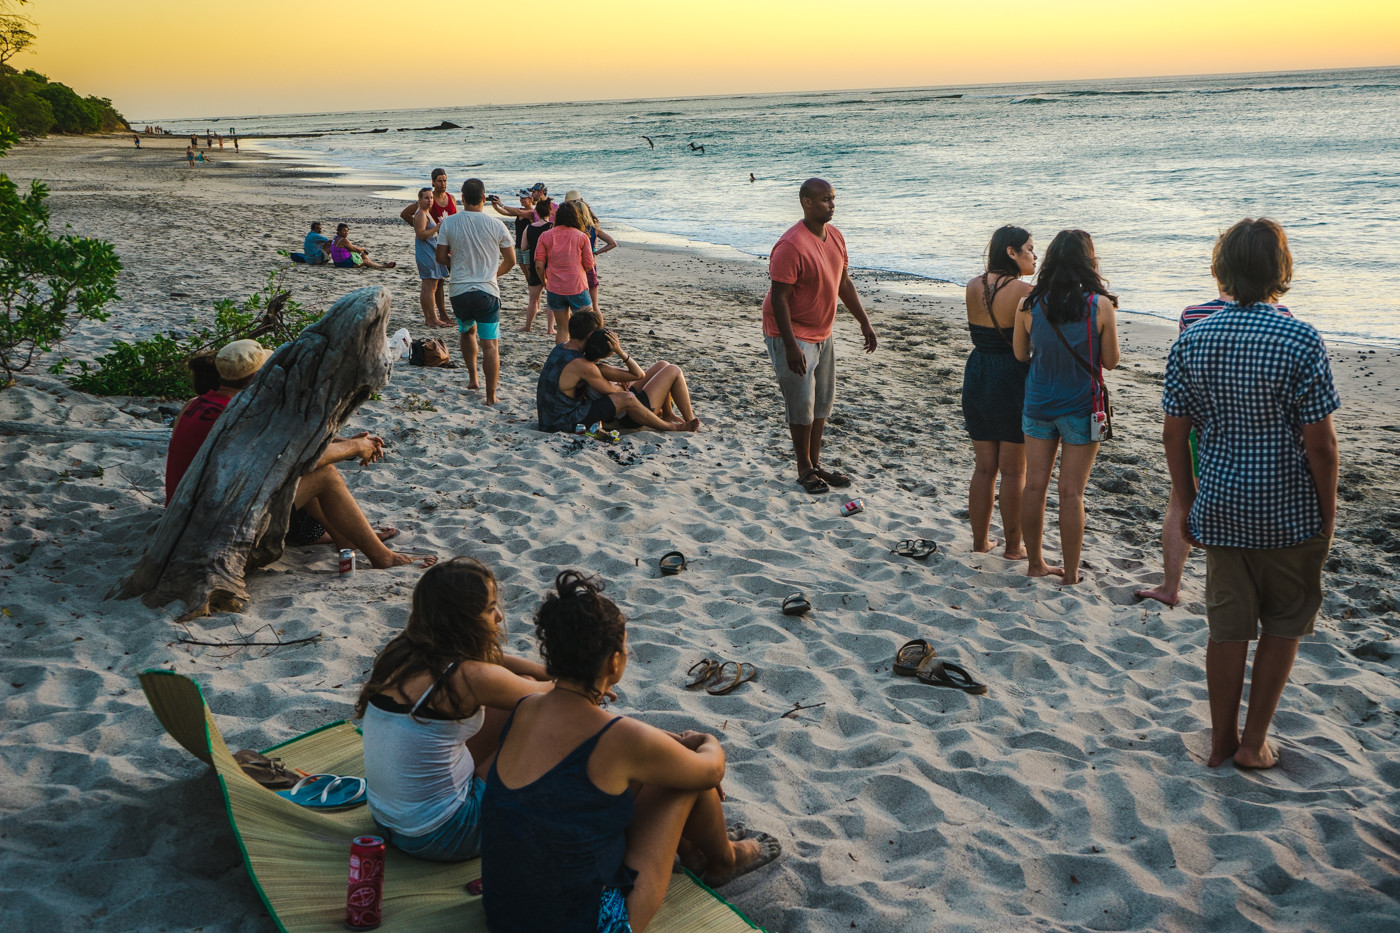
[962,225,1036,558]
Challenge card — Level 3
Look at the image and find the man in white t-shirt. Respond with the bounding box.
[435,178,515,404]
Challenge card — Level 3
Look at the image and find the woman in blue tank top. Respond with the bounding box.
[1012,230,1121,585]
[480,572,781,933]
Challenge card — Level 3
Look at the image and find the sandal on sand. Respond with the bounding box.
[233,750,298,789]
[276,773,367,809]
[702,829,782,887]
[797,469,829,495]
[659,550,687,576]
[706,661,758,696]
[892,638,937,677]
[915,660,988,696]
[892,539,938,559]
[781,592,811,616]
[686,658,722,688]
[815,467,852,488]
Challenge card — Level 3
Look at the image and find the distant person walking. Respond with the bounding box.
[962,225,1035,559]
[1161,218,1338,770]
[133,134,141,149]
[436,178,515,405]
[1012,229,1120,585]
[762,177,877,494]
[534,201,596,345]
[411,187,452,328]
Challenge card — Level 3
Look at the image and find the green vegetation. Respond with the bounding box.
[0,2,126,137]
[66,270,325,398]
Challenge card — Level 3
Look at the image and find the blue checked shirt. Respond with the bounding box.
[1162,302,1339,548]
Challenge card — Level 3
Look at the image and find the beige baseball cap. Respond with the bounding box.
[215,339,272,380]
[564,190,581,202]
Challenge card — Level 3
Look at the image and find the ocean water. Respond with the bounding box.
[178,67,1400,345]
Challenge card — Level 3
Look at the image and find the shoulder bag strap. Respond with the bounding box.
[1045,295,1105,392]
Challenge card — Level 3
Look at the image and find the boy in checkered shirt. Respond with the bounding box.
[1161,218,1339,770]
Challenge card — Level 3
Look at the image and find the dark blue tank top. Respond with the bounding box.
[536,344,595,432]
[1024,293,1100,420]
[481,700,636,933]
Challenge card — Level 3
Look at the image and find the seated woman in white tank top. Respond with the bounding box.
[355,557,554,861]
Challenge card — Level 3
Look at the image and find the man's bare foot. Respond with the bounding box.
[438,317,454,328]
[368,551,437,569]
[1060,573,1081,585]
[1135,586,1180,607]
[466,382,480,391]
[1026,562,1065,578]
[517,325,532,333]
[972,538,998,554]
[1233,742,1279,769]
[1003,544,1028,560]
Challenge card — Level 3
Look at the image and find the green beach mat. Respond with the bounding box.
[139,669,766,933]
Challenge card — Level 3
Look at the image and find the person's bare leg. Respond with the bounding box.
[615,392,696,432]
[435,279,450,325]
[294,465,433,568]
[1205,638,1248,767]
[482,338,500,405]
[418,279,438,327]
[638,363,695,421]
[1137,486,1191,605]
[553,310,569,344]
[1054,441,1100,585]
[998,441,1027,559]
[1021,436,1063,578]
[521,284,544,332]
[624,785,761,933]
[788,422,814,478]
[969,440,1000,553]
[807,418,826,477]
[460,329,480,390]
[1234,634,1299,769]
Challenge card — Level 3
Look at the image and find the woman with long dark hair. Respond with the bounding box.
[1012,230,1120,584]
[962,225,1035,558]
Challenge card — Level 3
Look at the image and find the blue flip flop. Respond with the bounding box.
[275,773,367,810]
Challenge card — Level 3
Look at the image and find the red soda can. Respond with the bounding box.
[840,498,865,517]
[346,835,385,930]
[339,548,355,575]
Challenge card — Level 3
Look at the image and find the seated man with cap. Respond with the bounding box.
[165,340,434,570]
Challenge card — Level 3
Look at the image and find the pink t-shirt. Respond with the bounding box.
[535,226,595,296]
[761,222,848,343]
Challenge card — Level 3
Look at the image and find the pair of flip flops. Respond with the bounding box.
[893,638,987,695]
[275,773,368,809]
[892,539,938,559]
[782,592,811,616]
[659,551,687,575]
[233,750,298,789]
[687,659,758,695]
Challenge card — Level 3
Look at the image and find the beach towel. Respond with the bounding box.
[138,670,766,933]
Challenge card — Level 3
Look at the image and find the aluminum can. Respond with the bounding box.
[346,835,385,930]
[339,548,355,575]
[840,498,865,517]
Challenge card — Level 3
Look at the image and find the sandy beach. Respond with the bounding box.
[1,134,1398,932]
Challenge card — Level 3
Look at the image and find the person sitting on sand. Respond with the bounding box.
[356,556,553,861]
[536,312,699,433]
[1012,229,1120,586]
[962,225,1035,559]
[303,221,333,266]
[581,328,699,430]
[331,223,396,270]
[1161,218,1337,769]
[480,571,780,933]
[164,340,429,569]
[534,201,596,344]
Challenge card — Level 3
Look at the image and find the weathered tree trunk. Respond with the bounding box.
[111,286,393,620]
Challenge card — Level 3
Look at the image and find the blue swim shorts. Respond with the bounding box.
[450,289,502,341]
[377,776,487,863]
[546,289,592,312]
[1022,412,1095,446]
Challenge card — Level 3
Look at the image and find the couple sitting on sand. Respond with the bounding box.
[164,340,430,569]
[536,311,701,433]
[357,557,781,933]
[295,221,396,270]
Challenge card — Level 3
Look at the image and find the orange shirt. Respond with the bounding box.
[761,221,848,343]
[535,226,595,295]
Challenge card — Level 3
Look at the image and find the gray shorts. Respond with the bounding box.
[765,335,835,426]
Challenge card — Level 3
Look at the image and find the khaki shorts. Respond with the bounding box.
[765,335,835,426]
[1204,533,1330,642]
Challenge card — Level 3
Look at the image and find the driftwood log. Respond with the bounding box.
[111,286,393,619]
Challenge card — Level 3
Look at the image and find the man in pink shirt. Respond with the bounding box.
[534,201,597,344]
[763,178,877,494]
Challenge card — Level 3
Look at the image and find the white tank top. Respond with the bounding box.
[360,663,486,837]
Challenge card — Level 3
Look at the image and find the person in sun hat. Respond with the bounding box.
[164,341,434,569]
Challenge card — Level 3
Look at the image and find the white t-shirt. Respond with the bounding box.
[438,210,513,298]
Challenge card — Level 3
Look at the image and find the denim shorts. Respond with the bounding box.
[377,776,486,862]
[546,289,592,312]
[1022,412,1094,445]
[450,289,501,340]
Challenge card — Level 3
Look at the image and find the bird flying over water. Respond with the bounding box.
[641,136,654,148]
[689,142,705,154]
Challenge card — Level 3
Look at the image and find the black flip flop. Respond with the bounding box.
[892,638,937,676]
[915,660,988,695]
[659,551,687,575]
[797,469,830,495]
[781,592,811,616]
[892,539,938,559]
[706,661,758,695]
[233,750,298,789]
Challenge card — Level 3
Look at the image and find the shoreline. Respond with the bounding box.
[1,135,1398,933]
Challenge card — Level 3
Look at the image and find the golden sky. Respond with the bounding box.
[15,0,1400,118]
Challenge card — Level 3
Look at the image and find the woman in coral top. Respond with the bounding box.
[533,201,597,344]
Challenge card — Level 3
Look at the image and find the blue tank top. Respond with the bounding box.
[481,701,636,933]
[536,344,597,432]
[1024,293,1100,420]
